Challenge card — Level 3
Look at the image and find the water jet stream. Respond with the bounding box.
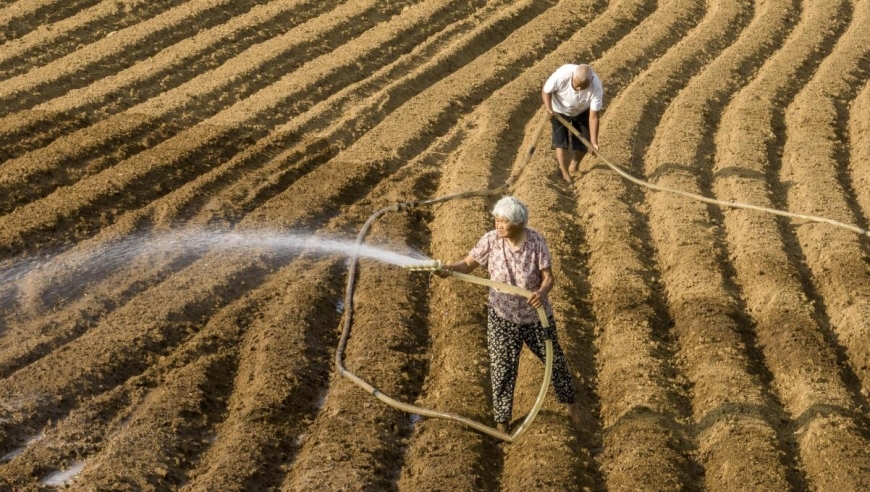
[0,230,430,312]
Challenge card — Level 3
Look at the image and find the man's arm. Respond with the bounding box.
[542,89,554,114]
[588,109,600,152]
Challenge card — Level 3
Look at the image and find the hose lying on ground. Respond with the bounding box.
[553,113,870,237]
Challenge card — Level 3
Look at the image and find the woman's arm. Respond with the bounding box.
[438,255,479,276]
[528,266,554,308]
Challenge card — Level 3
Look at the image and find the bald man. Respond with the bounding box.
[542,64,604,182]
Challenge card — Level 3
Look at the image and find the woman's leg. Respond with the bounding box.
[520,316,577,405]
[487,309,524,426]
[521,316,582,427]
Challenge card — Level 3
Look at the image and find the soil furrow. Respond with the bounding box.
[0,220,254,381]
[391,0,665,486]
[282,187,432,491]
[0,0,99,44]
[502,126,601,491]
[558,0,725,488]
[3,0,870,486]
[0,0,273,113]
[0,219,340,490]
[386,2,671,486]
[227,0,594,239]
[458,0,670,486]
[780,0,870,428]
[0,0,188,81]
[0,0,332,161]
[0,246,275,454]
[0,0,556,460]
[180,0,558,225]
[396,133,503,492]
[0,0,500,380]
[638,0,810,487]
[592,0,706,103]
[0,0,500,338]
[266,119,470,490]
[418,3,724,482]
[184,131,440,491]
[574,163,693,492]
[0,0,388,208]
[850,81,870,219]
[0,273,262,489]
[445,0,716,482]
[0,153,396,488]
[0,194,381,459]
[6,1,648,490]
[66,351,233,490]
[182,266,342,491]
[712,0,870,489]
[223,3,608,488]
[0,0,473,256]
[0,121,253,257]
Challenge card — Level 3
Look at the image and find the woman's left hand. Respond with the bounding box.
[528,291,545,308]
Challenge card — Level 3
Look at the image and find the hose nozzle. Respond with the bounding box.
[405,259,443,272]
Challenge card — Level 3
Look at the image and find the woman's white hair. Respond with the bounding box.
[491,196,528,225]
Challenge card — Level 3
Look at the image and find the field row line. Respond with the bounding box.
[0,0,188,80]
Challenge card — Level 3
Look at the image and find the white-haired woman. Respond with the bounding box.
[439,196,581,434]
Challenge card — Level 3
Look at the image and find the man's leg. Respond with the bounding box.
[568,149,586,174]
[551,115,573,182]
[555,147,572,182]
[567,110,591,173]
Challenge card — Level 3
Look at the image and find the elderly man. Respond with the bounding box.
[542,63,604,182]
[439,196,582,434]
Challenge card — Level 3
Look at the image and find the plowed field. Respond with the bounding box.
[2,0,870,490]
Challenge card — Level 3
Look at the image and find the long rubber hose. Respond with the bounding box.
[335,199,555,443]
[336,110,868,444]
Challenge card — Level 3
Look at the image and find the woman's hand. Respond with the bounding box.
[528,290,546,308]
[530,267,554,308]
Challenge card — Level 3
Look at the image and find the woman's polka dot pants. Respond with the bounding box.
[486,308,577,424]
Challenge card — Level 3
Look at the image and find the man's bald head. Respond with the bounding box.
[572,64,593,91]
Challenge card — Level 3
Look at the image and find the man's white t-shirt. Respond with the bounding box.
[543,64,604,117]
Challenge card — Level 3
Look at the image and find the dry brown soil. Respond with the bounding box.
[2,0,870,490]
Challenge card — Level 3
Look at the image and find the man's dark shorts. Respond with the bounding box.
[551,109,590,151]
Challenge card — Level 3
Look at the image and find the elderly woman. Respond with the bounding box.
[439,196,581,433]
